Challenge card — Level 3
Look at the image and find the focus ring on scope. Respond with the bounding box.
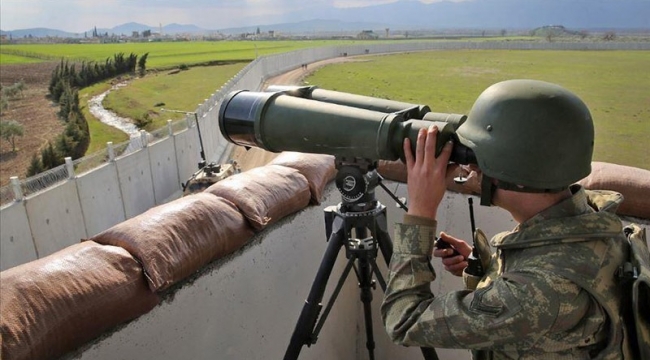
[335,167,367,202]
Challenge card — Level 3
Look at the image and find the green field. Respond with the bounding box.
[0,40,379,69]
[0,52,43,64]
[304,50,650,170]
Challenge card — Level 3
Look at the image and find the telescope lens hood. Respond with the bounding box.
[219,90,275,148]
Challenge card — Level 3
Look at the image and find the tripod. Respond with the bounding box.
[284,159,439,360]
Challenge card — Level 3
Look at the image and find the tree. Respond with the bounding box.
[27,154,43,177]
[0,120,24,152]
[40,142,63,169]
[138,52,149,77]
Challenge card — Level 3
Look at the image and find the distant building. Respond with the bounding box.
[357,30,378,40]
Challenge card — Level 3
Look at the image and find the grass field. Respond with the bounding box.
[0,53,43,64]
[305,50,650,170]
[0,40,378,69]
[0,38,547,68]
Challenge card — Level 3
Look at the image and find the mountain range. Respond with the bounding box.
[1,0,648,38]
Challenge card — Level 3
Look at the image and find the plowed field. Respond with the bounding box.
[0,62,63,187]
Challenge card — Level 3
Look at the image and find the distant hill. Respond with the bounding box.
[217,19,389,35]
[1,22,209,38]
[269,0,650,30]
[1,0,648,38]
[0,27,84,38]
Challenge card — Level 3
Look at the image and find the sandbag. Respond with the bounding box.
[269,152,336,205]
[579,162,650,220]
[91,193,254,292]
[377,160,407,183]
[205,165,311,231]
[0,241,159,360]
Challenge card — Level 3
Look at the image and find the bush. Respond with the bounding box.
[134,112,152,129]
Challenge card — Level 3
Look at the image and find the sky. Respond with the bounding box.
[0,0,460,32]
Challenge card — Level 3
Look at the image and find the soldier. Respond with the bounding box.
[381,79,630,359]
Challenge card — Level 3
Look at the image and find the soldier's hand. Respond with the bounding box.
[403,125,453,220]
[433,232,472,277]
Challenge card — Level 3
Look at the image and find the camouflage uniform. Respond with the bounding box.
[381,186,628,359]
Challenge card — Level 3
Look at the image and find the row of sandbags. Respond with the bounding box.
[0,152,336,360]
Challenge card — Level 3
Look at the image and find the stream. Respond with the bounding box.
[88,82,147,154]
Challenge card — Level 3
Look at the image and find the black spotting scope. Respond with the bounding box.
[218,85,476,164]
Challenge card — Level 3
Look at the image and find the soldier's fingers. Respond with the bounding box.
[423,125,438,166]
[441,255,466,267]
[445,261,468,274]
[415,127,427,164]
[403,138,414,169]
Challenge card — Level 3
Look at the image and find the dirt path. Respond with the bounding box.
[231,56,361,171]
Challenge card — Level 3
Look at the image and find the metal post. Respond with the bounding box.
[10,176,23,201]
[140,130,148,148]
[107,142,115,161]
[167,119,173,136]
[65,157,75,179]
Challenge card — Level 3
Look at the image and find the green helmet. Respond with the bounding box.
[456,79,594,200]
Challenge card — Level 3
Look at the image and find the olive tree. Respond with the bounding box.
[0,120,24,152]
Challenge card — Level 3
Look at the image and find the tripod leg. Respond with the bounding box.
[373,209,393,267]
[358,257,377,360]
[284,218,346,360]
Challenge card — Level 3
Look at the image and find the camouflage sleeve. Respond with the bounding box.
[381,223,590,351]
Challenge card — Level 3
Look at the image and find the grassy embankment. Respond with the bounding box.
[102,63,247,130]
[305,50,650,170]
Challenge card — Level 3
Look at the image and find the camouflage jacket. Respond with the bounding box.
[381,185,628,359]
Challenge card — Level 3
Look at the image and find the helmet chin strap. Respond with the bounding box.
[480,173,567,206]
[480,174,496,206]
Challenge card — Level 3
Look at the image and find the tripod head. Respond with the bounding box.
[334,157,380,212]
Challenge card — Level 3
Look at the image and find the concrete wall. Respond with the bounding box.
[68,184,496,360]
[2,40,649,271]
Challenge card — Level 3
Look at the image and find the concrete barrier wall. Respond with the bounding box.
[148,137,181,205]
[70,184,488,360]
[25,181,87,258]
[2,41,649,271]
[77,163,125,236]
[0,201,37,268]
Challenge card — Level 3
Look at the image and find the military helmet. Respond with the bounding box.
[456,79,594,191]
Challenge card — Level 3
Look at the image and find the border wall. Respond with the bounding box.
[2,40,650,271]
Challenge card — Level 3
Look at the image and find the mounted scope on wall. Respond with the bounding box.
[218,85,476,165]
